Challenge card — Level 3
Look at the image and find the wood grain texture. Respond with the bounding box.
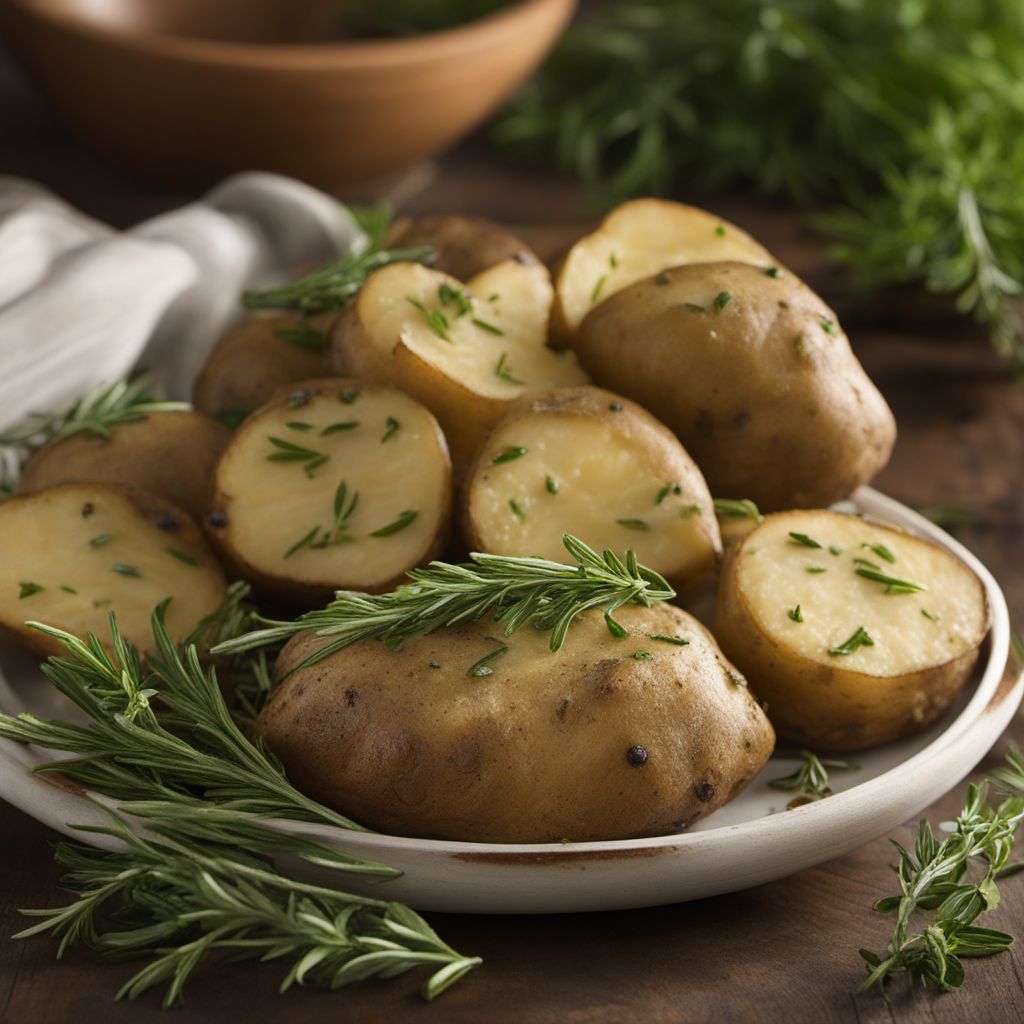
[2,44,1024,1024]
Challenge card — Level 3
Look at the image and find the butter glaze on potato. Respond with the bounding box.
[714,510,989,752]
[254,604,775,843]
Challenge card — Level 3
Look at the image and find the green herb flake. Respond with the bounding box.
[861,542,896,564]
[647,634,690,646]
[714,291,732,311]
[855,567,927,595]
[18,581,44,599]
[438,283,471,316]
[655,482,683,505]
[282,526,319,560]
[468,637,509,677]
[829,626,874,657]
[285,421,314,432]
[788,531,823,549]
[370,510,418,537]
[166,548,198,567]
[591,275,608,304]
[921,608,940,622]
[680,504,702,519]
[764,266,782,278]
[89,533,112,548]
[59,585,78,595]
[806,565,827,574]
[320,421,360,435]
[287,390,311,409]
[616,518,650,531]
[381,417,400,443]
[495,352,524,385]
[633,650,654,660]
[713,498,763,521]
[788,604,803,622]
[685,302,706,313]
[604,611,628,638]
[487,293,500,303]
[715,225,726,237]
[472,317,505,336]
[795,333,811,361]
[493,446,528,464]
[819,315,838,336]
[339,389,359,405]
[406,296,452,342]
[112,564,142,578]
[545,475,559,495]
[829,545,843,556]
[509,499,526,519]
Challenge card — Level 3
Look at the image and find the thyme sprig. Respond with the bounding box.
[768,749,859,808]
[213,535,675,672]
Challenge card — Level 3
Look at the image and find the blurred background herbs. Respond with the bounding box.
[492,0,1024,366]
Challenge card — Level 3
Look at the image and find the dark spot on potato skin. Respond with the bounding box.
[292,682,305,698]
[583,658,620,697]
[626,745,648,767]
[81,503,94,518]
[345,688,358,707]
[695,410,714,437]
[696,782,715,802]
[208,510,228,528]
[734,411,751,428]
[654,270,672,286]
[671,810,701,831]
[555,697,570,722]
[156,515,180,532]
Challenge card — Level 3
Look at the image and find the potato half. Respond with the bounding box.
[17,410,230,525]
[0,483,226,659]
[714,510,989,752]
[207,379,452,604]
[574,261,897,510]
[462,386,721,592]
[387,214,539,280]
[552,198,774,341]
[328,259,588,468]
[193,312,331,427]
[254,603,774,842]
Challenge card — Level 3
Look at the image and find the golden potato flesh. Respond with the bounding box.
[17,410,230,525]
[463,386,721,592]
[714,510,989,752]
[207,380,452,604]
[574,261,897,510]
[254,604,775,843]
[328,259,588,468]
[0,483,226,659]
[552,198,775,341]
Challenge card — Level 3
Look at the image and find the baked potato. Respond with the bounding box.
[462,386,721,592]
[17,410,230,524]
[328,258,588,469]
[573,261,897,511]
[207,379,452,604]
[714,510,989,752]
[254,602,775,842]
[551,198,775,342]
[386,214,539,280]
[193,312,332,427]
[0,482,226,659]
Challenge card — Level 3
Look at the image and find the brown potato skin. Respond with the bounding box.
[206,378,453,606]
[460,385,722,592]
[573,262,897,511]
[192,312,331,426]
[713,525,988,752]
[0,483,225,660]
[253,604,775,843]
[17,411,230,525]
[388,214,539,280]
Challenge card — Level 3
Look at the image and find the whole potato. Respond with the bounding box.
[573,262,897,511]
[17,410,230,524]
[254,604,775,843]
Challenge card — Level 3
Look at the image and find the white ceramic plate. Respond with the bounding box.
[0,487,1020,913]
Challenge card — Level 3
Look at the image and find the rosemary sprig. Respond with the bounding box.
[768,749,859,808]
[213,535,675,673]
[854,567,927,595]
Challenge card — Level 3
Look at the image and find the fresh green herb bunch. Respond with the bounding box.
[214,534,675,672]
[494,0,1024,362]
[859,750,1024,993]
[0,373,188,495]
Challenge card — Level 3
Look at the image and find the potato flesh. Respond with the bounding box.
[360,261,586,400]
[735,514,987,675]
[557,200,774,334]
[216,390,448,589]
[469,415,711,574]
[0,486,223,648]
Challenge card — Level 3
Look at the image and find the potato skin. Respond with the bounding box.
[388,214,539,280]
[573,262,897,511]
[460,385,722,592]
[193,312,330,425]
[17,411,230,525]
[254,604,775,843]
[713,517,988,752]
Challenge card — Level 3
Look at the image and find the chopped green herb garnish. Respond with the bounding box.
[370,510,418,537]
[795,333,811,361]
[862,542,896,564]
[472,317,505,336]
[265,437,327,465]
[715,225,726,237]
[320,421,360,435]
[468,637,508,677]
[806,565,827,574]
[287,390,310,409]
[633,650,653,660]
[495,352,524,385]
[509,499,526,519]
[339,389,359,405]
[545,475,559,495]
[112,564,142,578]
[487,293,500,303]
[438,283,471,316]
[820,315,838,336]
[764,266,781,278]
[685,302,706,313]
[493,446,527,464]
[829,545,843,556]
[680,504,701,518]
[604,611,628,638]
[788,604,803,622]
[855,567,927,594]
[591,274,608,303]
[406,297,452,342]
[18,581,43,599]
[616,518,650,530]
[647,634,690,646]
[656,483,682,505]
[714,291,732,311]
[285,421,313,432]
[829,626,875,657]
[714,498,763,521]
[166,548,198,567]
[853,557,881,571]
[921,608,940,622]
[381,417,400,443]
[59,585,77,595]
[788,531,822,549]
[282,526,319,560]
[609,251,619,268]
[89,534,112,548]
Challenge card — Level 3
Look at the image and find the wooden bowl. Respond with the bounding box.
[1,0,574,189]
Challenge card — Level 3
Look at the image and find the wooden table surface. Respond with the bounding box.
[2,44,1024,1024]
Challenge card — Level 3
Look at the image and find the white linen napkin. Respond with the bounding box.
[0,172,364,431]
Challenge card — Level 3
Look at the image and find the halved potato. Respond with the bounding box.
[255,602,775,842]
[193,312,332,427]
[0,483,227,659]
[328,259,588,468]
[462,386,721,592]
[17,410,230,524]
[552,198,775,341]
[714,510,990,752]
[386,214,539,280]
[207,379,452,604]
